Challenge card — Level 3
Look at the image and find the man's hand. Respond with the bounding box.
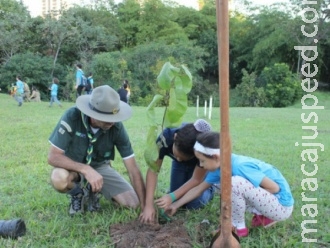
[82,166,103,192]
[139,205,156,224]
[155,194,172,209]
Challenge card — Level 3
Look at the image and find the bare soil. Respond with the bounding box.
[109,219,194,248]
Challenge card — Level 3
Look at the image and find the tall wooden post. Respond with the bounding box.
[211,0,240,247]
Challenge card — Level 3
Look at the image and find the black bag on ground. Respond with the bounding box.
[0,219,26,239]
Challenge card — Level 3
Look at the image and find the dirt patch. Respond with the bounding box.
[109,219,193,248]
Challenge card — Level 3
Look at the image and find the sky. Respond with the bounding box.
[22,0,289,17]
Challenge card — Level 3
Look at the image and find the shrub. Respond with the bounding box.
[259,63,302,107]
[235,64,302,108]
[235,69,266,107]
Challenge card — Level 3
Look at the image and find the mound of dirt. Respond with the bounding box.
[109,220,192,248]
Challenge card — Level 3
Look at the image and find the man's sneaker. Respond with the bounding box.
[251,214,277,228]
[68,174,88,216]
[69,187,88,215]
[86,183,101,212]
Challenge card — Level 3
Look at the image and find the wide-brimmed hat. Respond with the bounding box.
[76,85,132,122]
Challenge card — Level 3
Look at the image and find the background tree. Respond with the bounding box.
[248,7,297,72]
[0,0,329,102]
[289,0,330,84]
[117,0,142,48]
[63,7,117,62]
[39,12,76,77]
[0,0,31,64]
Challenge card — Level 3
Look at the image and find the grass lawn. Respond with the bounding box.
[0,91,329,247]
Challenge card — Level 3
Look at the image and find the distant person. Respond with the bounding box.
[117,83,128,103]
[75,63,85,97]
[49,77,62,107]
[10,84,17,97]
[47,85,146,215]
[124,80,131,104]
[23,82,30,102]
[85,72,94,95]
[29,86,41,102]
[15,76,24,107]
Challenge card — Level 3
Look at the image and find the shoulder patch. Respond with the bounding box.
[60,120,72,133]
[58,127,65,135]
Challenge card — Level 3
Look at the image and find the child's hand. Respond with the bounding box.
[155,194,172,209]
[139,205,156,224]
[165,204,178,217]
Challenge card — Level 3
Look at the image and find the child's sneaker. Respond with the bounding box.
[236,227,249,237]
[251,214,277,228]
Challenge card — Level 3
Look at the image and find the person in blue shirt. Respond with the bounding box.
[85,72,94,95]
[75,63,85,97]
[49,77,62,108]
[139,120,217,224]
[166,131,294,238]
[15,76,24,107]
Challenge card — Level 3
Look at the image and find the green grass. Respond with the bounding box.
[0,91,329,247]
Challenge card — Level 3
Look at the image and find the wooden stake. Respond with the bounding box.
[211,0,240,247]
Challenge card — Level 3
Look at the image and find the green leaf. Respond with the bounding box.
[164,88,187,126]
[164,117,183,128]
[180,65,193,94]
[146,94,163,125]
[157,62,180,90]
[144,125,160,173]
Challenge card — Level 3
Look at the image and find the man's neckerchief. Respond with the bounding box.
[81,112,102,165]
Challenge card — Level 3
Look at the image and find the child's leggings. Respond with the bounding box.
[230,176,293,229]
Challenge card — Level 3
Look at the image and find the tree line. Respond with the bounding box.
[0,0,329,106]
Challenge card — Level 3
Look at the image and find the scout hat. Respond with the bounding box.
[76,85,132,122]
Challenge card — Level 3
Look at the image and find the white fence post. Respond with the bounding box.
[204,100,207,117]
[196,95,199,117]
[208,96,213,120]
